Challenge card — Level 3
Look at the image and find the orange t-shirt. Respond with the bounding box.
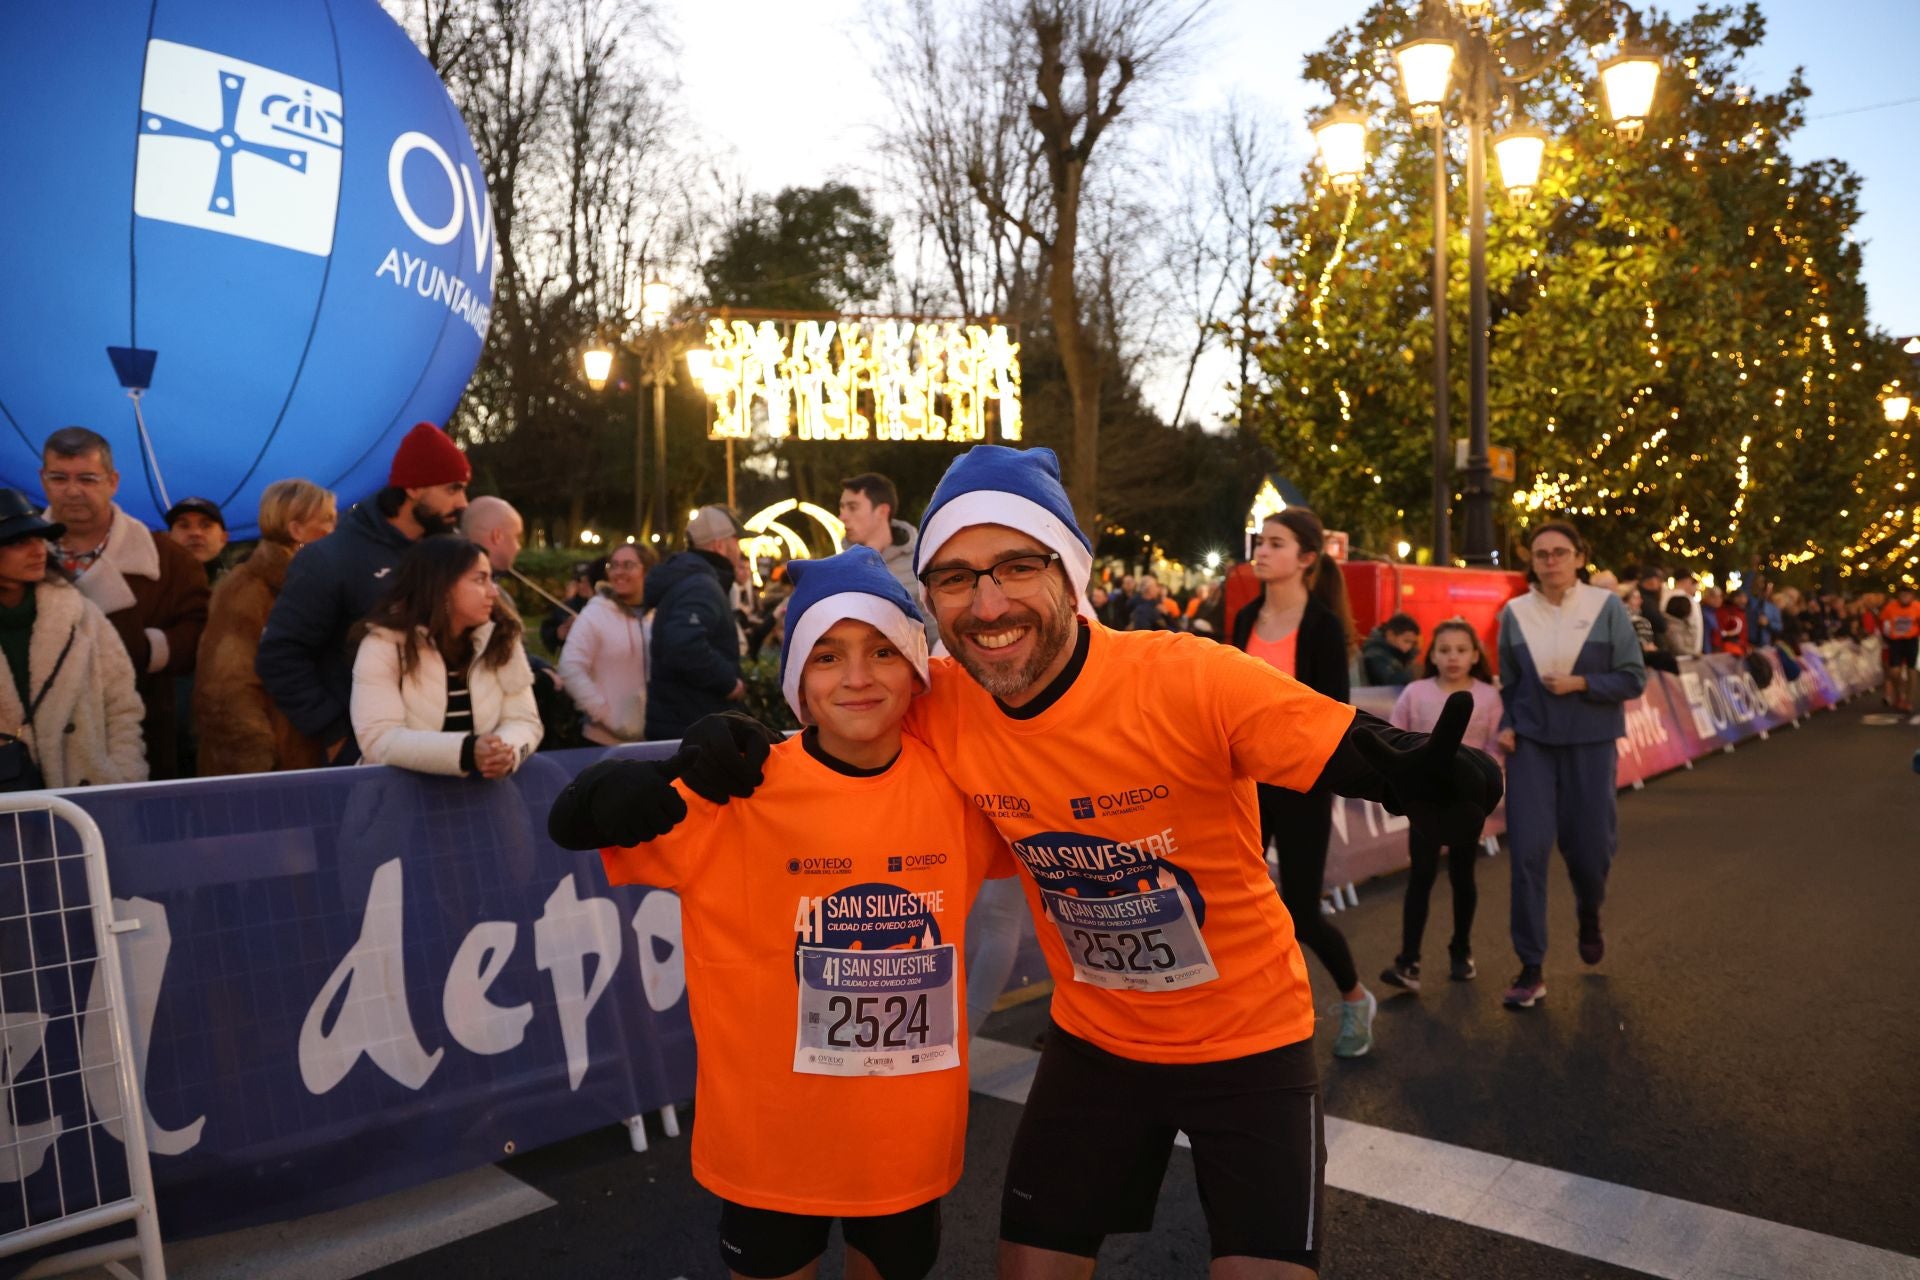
[600,734,1012,1216]
[1880,600,1920,640]
[906,625,1354,1064]
[1244,628,1298,677]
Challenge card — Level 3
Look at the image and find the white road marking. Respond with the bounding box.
[969,1040,1920,1280]
[160,1165,556,1280]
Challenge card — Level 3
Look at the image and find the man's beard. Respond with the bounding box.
[416,505,459,538]
[946,589,1078,700]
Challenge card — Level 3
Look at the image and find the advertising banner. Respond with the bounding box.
[0,745,694,1241]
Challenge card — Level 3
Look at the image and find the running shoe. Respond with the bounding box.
[1332,987,1377,1058]
[1577,911,1605,965]
[1449,953,1477,982]
[1379,960,1421,992]
[1502,966,1546,1009]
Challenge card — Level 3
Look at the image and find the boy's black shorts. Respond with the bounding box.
[719,1197,940,1279]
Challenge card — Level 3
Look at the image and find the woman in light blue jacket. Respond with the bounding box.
[1495,520,1646,1010]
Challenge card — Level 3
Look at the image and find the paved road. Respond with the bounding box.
[357,707,1918,1279]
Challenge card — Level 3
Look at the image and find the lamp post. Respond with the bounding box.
[1315,0,1661,566]
[584,279,686,541]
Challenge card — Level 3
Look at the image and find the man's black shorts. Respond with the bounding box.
[999,1024,1323,1268]
[718,1197,941,1279]
[1888,637,1919,669]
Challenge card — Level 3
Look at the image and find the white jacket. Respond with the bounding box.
[350,622,543,776]
[558,592,650,745]
[0,580,147,789]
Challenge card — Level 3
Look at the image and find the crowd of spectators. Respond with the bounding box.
[0,418,1907,795]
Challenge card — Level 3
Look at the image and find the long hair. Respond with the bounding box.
[1421,619,1493,682]
[1264,509,1357,655]
[353,538,520,677]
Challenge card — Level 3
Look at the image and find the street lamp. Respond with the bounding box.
[1309,107,1369,192]
[1492,125,1549,207]
[1350,0,1662,565]
[1598,46,1663,143]
[1884,390,1912,424]
[581,279,682,540]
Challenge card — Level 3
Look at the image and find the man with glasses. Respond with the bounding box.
[574,446,1501,1277]
[40,427,208,780]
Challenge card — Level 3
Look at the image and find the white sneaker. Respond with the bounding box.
[1333,987,1377,1058]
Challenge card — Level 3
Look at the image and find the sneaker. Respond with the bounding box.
[1502,966,1546,1009]
[1379,960,1421,992]
[1578,911,1605,965]
[1449,953,1477,982]
[1332,988,1377,1058]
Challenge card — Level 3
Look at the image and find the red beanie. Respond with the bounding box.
[388,422,472,489]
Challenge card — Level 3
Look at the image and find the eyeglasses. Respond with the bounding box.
[41,471,109,490]
[921,552,1061,601]
[1531,546,1576,562]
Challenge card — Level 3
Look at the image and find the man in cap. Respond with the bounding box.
[257,422,470,765]
[163,497,230,583]
[40,427,209,780]
[641,504,749,741]
[594,446,1501,1278]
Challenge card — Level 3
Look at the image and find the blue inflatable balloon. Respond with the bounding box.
[0,0,493,539]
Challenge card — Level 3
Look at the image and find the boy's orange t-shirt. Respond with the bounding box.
[600,734,1012,1216]
[906,624,1354,1064]
[1880,600,1920,639]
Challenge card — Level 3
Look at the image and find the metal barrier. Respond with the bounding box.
[0,796,164,1279]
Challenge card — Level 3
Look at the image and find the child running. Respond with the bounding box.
[1379,620,1504,990]
[547,546,1012,1280]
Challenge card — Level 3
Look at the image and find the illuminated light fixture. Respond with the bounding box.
[1395,539,1414,559]
[1598,46,1662,142]
[582,346,614,391]
[1451,0,1492,18]
[1492,125,1550,207]
[1393,37,1457,125]
[1884,391,1912,423]
[1904,336,1920,355]
[640,279,675,327]
[1310,106,1369,192]
[684,345,714,384]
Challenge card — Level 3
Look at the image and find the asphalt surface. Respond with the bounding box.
[368,706,1920,1279]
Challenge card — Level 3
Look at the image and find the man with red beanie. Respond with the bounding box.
[257,422,471,764]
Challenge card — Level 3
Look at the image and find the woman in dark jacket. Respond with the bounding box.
[1231,508,1377,1058]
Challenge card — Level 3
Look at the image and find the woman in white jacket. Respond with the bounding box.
[350,537,542,777]
[0,490,146,789]
[558,542,651,745]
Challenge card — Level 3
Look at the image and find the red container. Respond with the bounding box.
[1340,562,1527,673]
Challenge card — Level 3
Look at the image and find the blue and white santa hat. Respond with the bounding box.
[779,546,932,725]
[914,445,1097,621]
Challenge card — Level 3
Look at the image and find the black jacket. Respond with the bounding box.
[1231,594,1352,703]
[256,499,415,759]
[642,549,741,740]
[1360,628,1418,687]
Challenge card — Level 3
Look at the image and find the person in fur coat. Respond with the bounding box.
[350,537,542,777]
[0,490,146,789]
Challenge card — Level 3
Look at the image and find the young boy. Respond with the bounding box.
[549,546,1010,1280]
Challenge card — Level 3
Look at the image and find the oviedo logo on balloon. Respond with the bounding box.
[0,0,497,537]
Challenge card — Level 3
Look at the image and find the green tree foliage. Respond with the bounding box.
[702,184,895,312]
[1247,0,1908,579]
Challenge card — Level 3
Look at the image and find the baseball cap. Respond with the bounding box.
[686,505,746,545]
[164,496,226,528]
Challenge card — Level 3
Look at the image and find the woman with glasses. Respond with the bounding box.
[1493,520,1646,1009]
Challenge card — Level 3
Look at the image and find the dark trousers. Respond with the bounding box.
[1505,737,1618,966]
[1259,783,1358,993]
[1398,828,1478,965]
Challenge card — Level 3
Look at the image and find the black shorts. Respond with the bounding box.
[999,1024,1323,1268]
[718,1198,941,1280]
[1888,637,1919,669]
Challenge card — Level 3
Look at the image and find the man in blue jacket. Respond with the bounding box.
[256,423,470,764]
[643,505,747,741]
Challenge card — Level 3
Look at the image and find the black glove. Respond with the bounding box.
[548,757,688,850]
[1351,691,1504,851]
[673,711,783,805]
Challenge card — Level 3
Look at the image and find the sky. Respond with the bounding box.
[662,0,1920,422]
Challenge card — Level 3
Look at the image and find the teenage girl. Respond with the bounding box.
[1230,509,1377,1058]
[1380,620,1503,989]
